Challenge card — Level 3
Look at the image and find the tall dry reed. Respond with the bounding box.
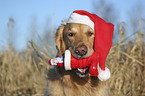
[0,47,48,96]
[107,22,145,96]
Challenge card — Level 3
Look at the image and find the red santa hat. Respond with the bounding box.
[67,10,114,71]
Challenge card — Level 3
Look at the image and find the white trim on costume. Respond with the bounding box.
[64,50,72,70]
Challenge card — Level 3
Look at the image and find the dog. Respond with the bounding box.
[46,22,110,96]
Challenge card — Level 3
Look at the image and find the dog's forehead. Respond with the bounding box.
[69,26,78,32]
[67,23,94,33]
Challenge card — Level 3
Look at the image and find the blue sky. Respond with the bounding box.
[0,0,145,50]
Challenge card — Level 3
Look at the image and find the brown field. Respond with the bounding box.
[0,23,145,96]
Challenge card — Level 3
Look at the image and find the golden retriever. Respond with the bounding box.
[46,23,110,96]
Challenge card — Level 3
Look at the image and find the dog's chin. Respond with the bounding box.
[71,51,94,77]
[72,54,90,78]
[75,67,89,78]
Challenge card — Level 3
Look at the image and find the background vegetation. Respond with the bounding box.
[0,0,145,96]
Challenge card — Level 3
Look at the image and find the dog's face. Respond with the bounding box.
[63,23,94,59]
[56,23,95,77]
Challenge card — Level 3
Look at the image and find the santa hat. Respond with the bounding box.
[67,10,114,71]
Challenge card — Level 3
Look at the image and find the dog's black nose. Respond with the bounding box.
[75,45,87,56]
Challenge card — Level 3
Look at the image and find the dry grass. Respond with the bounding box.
[0,23,145,96]
[0,47,48,96]
[107,23,145,96]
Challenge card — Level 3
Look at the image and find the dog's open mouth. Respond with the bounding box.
[75,67,89,77]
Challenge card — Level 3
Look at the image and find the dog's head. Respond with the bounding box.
[56,23,94,77]
[56,10,114,78]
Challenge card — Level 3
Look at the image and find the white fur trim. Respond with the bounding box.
[98,65,111,81]
[64,50,72,70]
[67,13,94,31]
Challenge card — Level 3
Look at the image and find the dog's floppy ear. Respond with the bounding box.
[56,24,66,57]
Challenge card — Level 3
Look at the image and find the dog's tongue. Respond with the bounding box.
[78,68,88,73]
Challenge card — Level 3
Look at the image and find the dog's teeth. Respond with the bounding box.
[78,68,88,73]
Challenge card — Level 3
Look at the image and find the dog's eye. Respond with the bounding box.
[68,33,74,37]
[87,32,93,36]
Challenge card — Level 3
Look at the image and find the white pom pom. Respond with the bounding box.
[98,67,111,81]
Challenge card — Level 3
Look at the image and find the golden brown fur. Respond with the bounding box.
[47,23,110,96]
